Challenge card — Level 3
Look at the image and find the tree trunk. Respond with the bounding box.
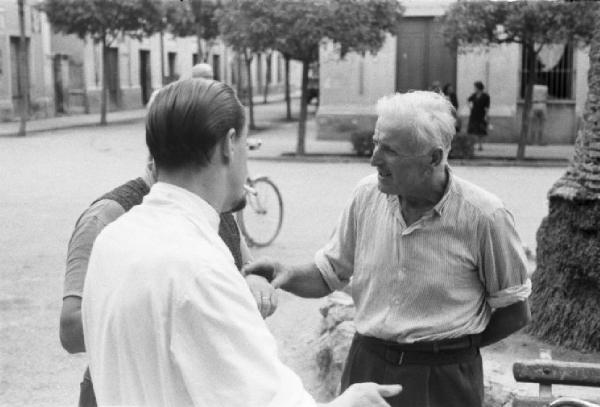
[243,50,255,130]
[160,31,165,85]
[516,42,536,160]
[196,24,204,62]
[529,8,600,352]
[296,60,310,155]
[100,37,109,126]
[284,54,292,121]
[263,52,272,104]
[17,0,29,137]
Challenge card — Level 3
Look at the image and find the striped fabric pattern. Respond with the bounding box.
[315,171,531,343]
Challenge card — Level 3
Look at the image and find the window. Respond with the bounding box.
[520,43,574,100]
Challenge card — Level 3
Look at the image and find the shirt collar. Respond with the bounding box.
[432,166,455,216]
[384,165,455,217]
[146,182,221,232]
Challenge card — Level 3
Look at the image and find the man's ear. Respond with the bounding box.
[220,128,237,163]
[430,147,444,167]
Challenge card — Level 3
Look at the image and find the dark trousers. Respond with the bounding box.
[341,334,484,407]
[78,367,97,407]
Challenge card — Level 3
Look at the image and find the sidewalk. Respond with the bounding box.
[0,109,147,137]
[1,100,575,165]
[0,91,299,138]
[249,116,574,166]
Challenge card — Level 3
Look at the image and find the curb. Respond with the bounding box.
[0,116,146,138]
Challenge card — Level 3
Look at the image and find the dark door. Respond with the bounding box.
[139,50,152,105]
[212,54,221,81]
[106,47,120,108]
[9,36,30,113]
[53,54,67,113]
[396,18,456,92]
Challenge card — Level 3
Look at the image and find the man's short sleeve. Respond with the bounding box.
[478,207,531,309]
[63,200,125,299]
[314,191,360,292]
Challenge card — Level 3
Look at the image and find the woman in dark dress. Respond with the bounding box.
[467,81,490,151]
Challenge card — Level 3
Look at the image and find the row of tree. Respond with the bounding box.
[39,0,404,154]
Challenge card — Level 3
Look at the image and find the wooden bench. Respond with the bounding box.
[512,350,600,407]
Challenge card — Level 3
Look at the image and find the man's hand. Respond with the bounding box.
[325,383,402,407]
[244,274,278,318]
[242,257,288,288]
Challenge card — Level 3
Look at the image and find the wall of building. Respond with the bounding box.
[0,1,53,121]
[316,0,590,145]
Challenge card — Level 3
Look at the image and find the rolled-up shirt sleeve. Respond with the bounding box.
[478,207,532,309]
[64,200,125,299]
[314,192,359,292]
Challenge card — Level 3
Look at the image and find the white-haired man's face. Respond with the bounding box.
[370,120,431,196]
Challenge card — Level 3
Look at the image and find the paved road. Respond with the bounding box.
[0,119,570,405]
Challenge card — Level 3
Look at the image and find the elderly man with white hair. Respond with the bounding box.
[245,91,532,407]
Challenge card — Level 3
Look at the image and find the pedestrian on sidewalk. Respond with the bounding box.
[467,81,490,151]
[443,83,461,133]
[530,79,548,146]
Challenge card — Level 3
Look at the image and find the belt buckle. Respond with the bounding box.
[397,351,404,366]
[384,348,405,366]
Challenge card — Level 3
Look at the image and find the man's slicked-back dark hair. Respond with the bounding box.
[146,78,245,170]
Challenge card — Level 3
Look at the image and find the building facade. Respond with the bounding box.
[317,0,590,145]
[0,1,53,121]
[1,0,299,121]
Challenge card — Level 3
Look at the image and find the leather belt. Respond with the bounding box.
[354,333,481,366]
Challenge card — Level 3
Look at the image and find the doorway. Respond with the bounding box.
[139,50,152,105]
[396,18,456,92]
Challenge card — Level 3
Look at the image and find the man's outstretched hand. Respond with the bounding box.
[244,274,278,318]
[242,257,288,288]
[325,383,402,407]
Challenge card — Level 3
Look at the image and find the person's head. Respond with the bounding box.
[442,83,454,95]
[146,78,247,212]
[191,63,214,80]
[370,91,455,196]
[474,81,484,92]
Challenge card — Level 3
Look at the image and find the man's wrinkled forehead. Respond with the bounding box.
[374,118,408,140]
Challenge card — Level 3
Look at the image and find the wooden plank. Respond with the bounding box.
[513,396,553,407]
[513,360,600,387]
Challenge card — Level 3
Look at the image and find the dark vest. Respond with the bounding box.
[219,213,243,270]
[91,178,243,270]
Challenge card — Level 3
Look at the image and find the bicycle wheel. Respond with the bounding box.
[238,177,283,247]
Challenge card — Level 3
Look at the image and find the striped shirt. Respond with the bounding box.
[315,171,531,343]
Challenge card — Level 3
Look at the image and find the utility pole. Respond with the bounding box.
[17,0,30,137]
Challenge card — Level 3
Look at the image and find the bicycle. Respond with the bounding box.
[236,138,284,247]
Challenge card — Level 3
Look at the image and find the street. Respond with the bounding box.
[0,118,587,406]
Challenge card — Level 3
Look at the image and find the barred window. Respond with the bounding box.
[520,42,574,100]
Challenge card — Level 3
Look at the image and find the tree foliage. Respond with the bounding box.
[165,0,221,52]
[441,0,596,159]
[39,0,164,43]
[442,1,594,51]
